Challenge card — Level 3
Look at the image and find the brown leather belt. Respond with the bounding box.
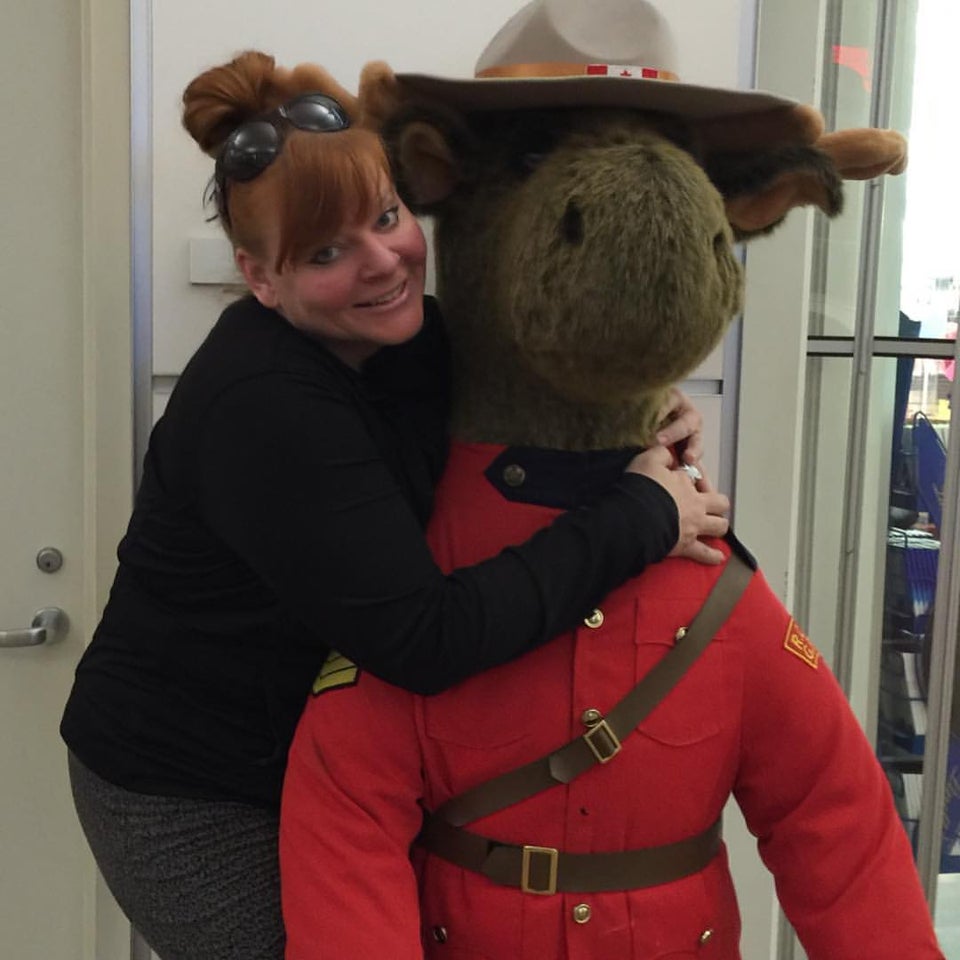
[419,814,723,895]
[416,547,753,896]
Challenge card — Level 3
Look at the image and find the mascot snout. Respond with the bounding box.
[497,125,744,400]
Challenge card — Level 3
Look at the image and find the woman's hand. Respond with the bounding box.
[655,387,704,465]
[626,446,730,565]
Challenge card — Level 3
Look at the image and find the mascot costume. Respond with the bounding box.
[281,1,943,957]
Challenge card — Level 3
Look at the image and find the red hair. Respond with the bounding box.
[182,50,389,269]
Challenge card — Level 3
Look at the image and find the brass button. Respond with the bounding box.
[581,707,602,725]
[572,903,592,924]
[502,463,526,487]
[675,626,688,642]
[699,927,714,945]
[432,926,448,943]
[583,608,604,629]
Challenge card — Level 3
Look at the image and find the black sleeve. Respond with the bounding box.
[196,374,678,695]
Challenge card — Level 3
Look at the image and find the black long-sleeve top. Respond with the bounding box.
[60,295,678,809]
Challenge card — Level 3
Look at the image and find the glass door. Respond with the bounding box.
[792,0,960,953]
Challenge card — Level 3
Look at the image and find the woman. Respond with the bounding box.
[60,50,728,960]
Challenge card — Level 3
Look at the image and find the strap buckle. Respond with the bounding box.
[583,718,622,764]
[520,845,559,895]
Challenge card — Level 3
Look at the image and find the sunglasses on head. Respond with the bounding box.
[213,92,351,221]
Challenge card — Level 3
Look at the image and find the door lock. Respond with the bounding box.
[36,547,64,573]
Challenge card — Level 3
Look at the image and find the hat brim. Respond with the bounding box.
[396,72,796,119]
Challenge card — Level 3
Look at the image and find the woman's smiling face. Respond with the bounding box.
[238,183,428,368]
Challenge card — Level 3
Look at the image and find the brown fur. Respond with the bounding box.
[706,146,844,240]
[814,128,908,179]
[366,64,905,450]
[695,104,824,154]
[381,103,811,447]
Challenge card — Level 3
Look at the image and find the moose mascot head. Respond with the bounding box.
[356,0,905,449]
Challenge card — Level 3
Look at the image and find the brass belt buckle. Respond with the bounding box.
[520,845,559,895]
[583,717,622,764]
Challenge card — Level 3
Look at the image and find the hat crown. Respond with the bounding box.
[476,0,680,75]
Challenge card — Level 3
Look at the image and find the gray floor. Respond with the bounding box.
[937,873,960,958]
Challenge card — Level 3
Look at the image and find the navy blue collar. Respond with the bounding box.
[484,445,642,509]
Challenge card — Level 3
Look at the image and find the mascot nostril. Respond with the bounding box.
[560,201,584,246]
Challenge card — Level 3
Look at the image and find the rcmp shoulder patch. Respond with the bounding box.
[312,651,360,696]
[783,619,821,670]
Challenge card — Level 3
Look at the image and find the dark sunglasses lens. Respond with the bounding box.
[283,95,350,132]
[221,120,281,182]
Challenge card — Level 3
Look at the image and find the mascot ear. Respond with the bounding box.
[394,121,459,207]
[714,129,907,238]
[707,145,844,238]
[814,128,908,179]
[698,105,907,238]
[697,105,838,237]
[359,61,465,210]
[358,61,401,131]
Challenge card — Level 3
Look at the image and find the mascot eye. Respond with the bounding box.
[520,152,547,172]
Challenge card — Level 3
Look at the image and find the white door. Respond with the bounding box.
[1,0,133,957]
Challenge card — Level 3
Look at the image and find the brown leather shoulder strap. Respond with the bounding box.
[436,550,754,827]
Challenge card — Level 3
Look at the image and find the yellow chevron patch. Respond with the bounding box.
[312,651,360,696]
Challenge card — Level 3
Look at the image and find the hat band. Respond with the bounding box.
[475,62,680,82]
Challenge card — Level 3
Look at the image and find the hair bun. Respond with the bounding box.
[181,50,287,157]
[182,50,363,158]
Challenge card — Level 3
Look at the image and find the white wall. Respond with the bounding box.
[150,0,751,374]
[144,2,776,958]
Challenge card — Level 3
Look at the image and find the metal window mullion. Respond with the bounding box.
[831,0,897,697]
[808,337,958,358]
[832,188,882,694]
[915,328,960,904]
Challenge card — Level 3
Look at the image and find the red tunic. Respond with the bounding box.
[281,441,942,959]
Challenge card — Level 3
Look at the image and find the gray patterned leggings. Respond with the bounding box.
[68,753,285,960]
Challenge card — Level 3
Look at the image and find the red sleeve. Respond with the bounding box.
[732,572,942,959]
[279,666,426,960]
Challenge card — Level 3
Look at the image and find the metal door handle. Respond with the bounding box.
[0,607,68,647]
